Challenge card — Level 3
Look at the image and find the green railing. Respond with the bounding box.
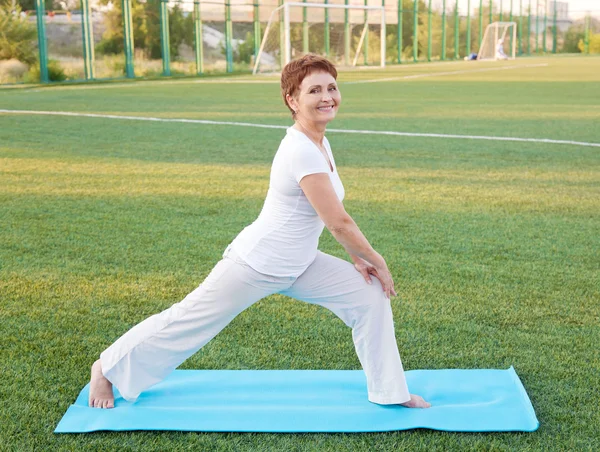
[1,0,597,85]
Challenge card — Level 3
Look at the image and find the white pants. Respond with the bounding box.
[100,250,411,405]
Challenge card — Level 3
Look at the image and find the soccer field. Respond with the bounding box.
[1,56,599,450]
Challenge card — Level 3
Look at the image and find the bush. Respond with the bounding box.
[0,1,37,65]
[24,59,67,82]
[0,58,28,82]
[562,25,585,53]
[578,33,600,54]
[234,32,255,65]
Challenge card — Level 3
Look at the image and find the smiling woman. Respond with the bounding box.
[88,54,430,411]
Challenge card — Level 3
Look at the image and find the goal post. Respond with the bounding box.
[477,22,517,60]
[253,2,386,74]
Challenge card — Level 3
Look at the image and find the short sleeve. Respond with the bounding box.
[289,145,330,184]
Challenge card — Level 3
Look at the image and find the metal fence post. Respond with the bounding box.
[159,0,171,76]
[499,0,503,22]
[34,0,49,83]
[454,0,459,59]
[254,1,260,60]
[344,0,350,65]
[479,0,483,51]
[509,0,513,53]
[552,0,557,53]
[80,0,95,80]
[225,1,233,72]
[427,0,432,61]
[364,0,369,65]
[382,0,385,64]
[584,13,590,54]
[518,0,523,54]
[324,0,330,57]
[466,0,471,56]
[442,0,447,60]
[303,0,309,54]
[543,0,547,52]
[194,0,203,74]
[398,0,403,63]
[535,0,539,52]
[122,0,135,78]
[527,0,531,54]
[413,0,418,62]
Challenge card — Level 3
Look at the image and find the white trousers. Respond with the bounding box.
[100,249,411,405]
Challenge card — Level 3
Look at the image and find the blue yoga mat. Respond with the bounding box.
[55,367,539,433]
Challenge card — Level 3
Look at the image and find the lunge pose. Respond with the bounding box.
[89,54,430,410]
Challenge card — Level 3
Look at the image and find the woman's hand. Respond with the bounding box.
[353,256,397,299]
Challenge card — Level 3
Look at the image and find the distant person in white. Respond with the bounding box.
[496,38,509,60]
[89,54,430,410]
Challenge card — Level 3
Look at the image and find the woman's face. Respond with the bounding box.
[287,70,341,125]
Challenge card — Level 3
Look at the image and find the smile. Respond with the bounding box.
[317,105,334,112]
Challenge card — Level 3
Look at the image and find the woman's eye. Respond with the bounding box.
[310,89,318,94]
[329,86,337,91]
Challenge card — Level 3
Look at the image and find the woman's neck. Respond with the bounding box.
[293,119,326,147]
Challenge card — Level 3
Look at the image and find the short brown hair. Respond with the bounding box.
[280,54,338,116]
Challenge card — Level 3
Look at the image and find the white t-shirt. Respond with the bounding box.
[226,127,345,277]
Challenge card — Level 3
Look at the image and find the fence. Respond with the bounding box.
[1,0,599,84]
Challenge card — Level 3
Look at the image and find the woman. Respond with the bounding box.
[89,54,430,410]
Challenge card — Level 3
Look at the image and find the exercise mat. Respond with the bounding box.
[55,367,539,433]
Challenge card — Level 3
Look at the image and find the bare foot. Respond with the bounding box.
[400,394,431,408]
[89,359,114,409]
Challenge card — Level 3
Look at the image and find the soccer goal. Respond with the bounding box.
[253,2,386,74]
[477,22,517,60]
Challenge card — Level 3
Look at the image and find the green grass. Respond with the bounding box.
[1,56,599,451]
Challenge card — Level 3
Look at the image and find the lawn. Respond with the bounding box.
[1,56,599,451]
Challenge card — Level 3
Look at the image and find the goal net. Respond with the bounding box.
[477,22,517,60]
[253,2,386,74]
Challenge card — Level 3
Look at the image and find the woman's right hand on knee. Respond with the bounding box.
[371,259,397,299]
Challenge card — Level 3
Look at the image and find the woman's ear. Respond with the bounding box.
[286,93,298,114]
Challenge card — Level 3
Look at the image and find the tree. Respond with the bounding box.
[0,1,37,64]
[563,23,585,53]
[578,32,600,54]
[95,0,193,59]
[233,31,255,65]
[17,0,53,12]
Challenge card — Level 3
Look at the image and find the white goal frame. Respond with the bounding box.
[477,21,517,60]
[253,2,386,74]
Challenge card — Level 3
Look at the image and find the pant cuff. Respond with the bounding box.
[368,391,411,405]
[99,353,139,403]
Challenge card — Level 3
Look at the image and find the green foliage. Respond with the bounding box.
[17,0,52,12]
[102,53,126,76]
[562,24,585,53]
[95,0,146,56]
[95,0,193,60]
[578,32,600,54]
[138,0,160,59]
[167,4,194,60]
[24,58,66,82]
[289,23,326,55]
[0,1,37,65]
[233,32,255,65]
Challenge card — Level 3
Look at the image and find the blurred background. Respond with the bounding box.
[1,0,599,84]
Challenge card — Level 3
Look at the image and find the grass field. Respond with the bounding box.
[1,56,599,451]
